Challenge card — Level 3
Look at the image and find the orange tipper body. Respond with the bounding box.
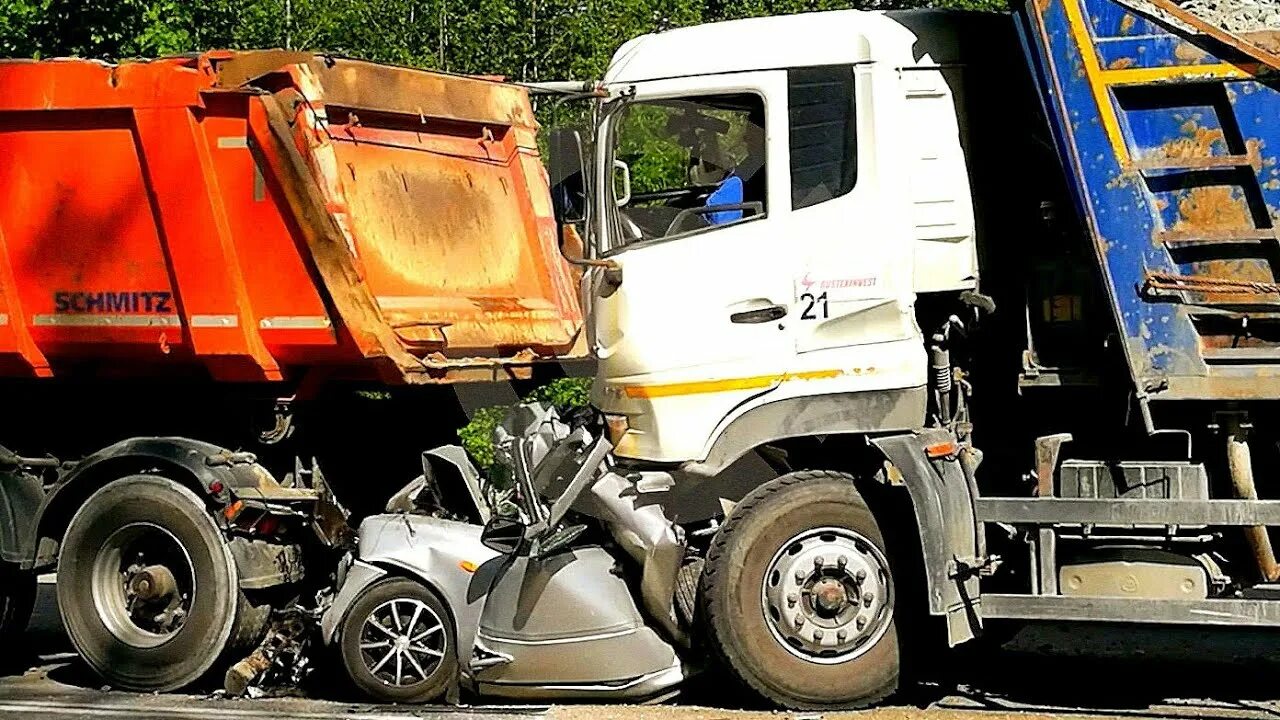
[0,51,584,384]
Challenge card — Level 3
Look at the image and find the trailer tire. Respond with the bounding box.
[339,578,456,704]
[57,475,267,692]
[699,470,899,710]
[0,561,36,651]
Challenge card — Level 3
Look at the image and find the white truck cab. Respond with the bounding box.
[576,10,979,469]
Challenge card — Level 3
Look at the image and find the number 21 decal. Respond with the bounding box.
[800,292,829,320]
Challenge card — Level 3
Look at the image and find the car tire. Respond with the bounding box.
[340,577,456,704]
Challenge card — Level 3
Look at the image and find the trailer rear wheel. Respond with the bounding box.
[57,475,267,691]
[699,470,899,710]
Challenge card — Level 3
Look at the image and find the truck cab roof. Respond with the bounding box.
[602,9,1012,84]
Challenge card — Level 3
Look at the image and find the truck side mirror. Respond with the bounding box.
[480,515,527,555]
[548,128,587,228]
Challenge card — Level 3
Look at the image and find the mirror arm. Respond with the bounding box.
[563,256,618,270]
[562,254,623,293]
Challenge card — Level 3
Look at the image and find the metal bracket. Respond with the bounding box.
[950,553,1002,579]
[260,396,296,445]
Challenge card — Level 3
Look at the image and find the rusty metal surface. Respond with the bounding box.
[1145,272,1280,296]
[1023,0,1280,400]
[209,50,314,89]
[1135,0,1280,70]
[284,56,583,364]
[247,92,419,382]
[1224,420,1280,582]
[301,57,536,129]
[0,51,583,384]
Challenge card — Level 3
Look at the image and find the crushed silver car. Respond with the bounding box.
[320,402,692,703]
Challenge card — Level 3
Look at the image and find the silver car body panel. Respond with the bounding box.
[322,513,502,666]
[424,445,491,523]
[475,657,686,701]
[328,404,689,702]
[579,469,687,644]
[320,558,386,642]
[474,547,682,689]
[385,446,490,523]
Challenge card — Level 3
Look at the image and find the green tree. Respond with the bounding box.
[457,377,593,474]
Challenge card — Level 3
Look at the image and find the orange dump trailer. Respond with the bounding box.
[0,51,589,696]
[0,50,584,384]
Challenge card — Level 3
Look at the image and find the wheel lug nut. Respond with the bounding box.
[787,593,798,607]
[837,556,848,568]
[863,591,874,607]
[837,629,848,641]
[794,615,805,628]
[795,570,806,583]
[856,569,867,583]
[856,616,867,630]
[813,629,824,641]
[814,556,825,568]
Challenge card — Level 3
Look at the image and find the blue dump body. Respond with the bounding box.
[1017,0,1280,401]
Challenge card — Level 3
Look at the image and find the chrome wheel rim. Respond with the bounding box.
[360,598,447,687]
[761,526,893,664]
[91,522,195,648]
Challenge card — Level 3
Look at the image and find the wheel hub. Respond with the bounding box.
[127,564,178,602]
[811,578,848,616]
[761,526,893,664]
[359,598,447,688]
[91,523,195,648]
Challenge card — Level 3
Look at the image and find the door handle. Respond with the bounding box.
[730,304,787,324]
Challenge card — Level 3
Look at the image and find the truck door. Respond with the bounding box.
[588,72,796,464]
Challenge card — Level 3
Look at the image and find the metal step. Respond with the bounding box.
[1201,347,1280,363]
[982,593,1280,626]
[1177,304,1280,316]
[1133,153,1257,172]
[1158,227,1277,247]
[975,497,1280,526]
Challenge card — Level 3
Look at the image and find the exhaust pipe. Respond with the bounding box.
[1225,418,1280,582]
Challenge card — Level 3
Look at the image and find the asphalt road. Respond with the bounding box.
[11,576,1280,720]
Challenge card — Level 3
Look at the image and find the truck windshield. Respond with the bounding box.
[605,93,766,249]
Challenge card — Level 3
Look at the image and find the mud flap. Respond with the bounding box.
[0,467,43,567]
[872,431,982,646]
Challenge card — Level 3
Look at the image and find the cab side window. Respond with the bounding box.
[788,65,857,210]
[610,94,766,245]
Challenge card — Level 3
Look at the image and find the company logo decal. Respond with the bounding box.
[53,291,174,314]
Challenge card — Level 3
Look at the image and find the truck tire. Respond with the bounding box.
[339,578,457,704]
[57,475,268,691]
[699,470,899,710]
[0,561,36,650]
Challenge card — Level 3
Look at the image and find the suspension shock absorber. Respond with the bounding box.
[929,326,953,425]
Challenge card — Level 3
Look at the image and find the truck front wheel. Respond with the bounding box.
[57,475,267,691]
[699,470,899,709]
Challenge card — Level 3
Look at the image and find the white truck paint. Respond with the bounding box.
[587,10,977,464]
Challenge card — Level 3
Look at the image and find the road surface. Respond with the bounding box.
[9,576,1280,719]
